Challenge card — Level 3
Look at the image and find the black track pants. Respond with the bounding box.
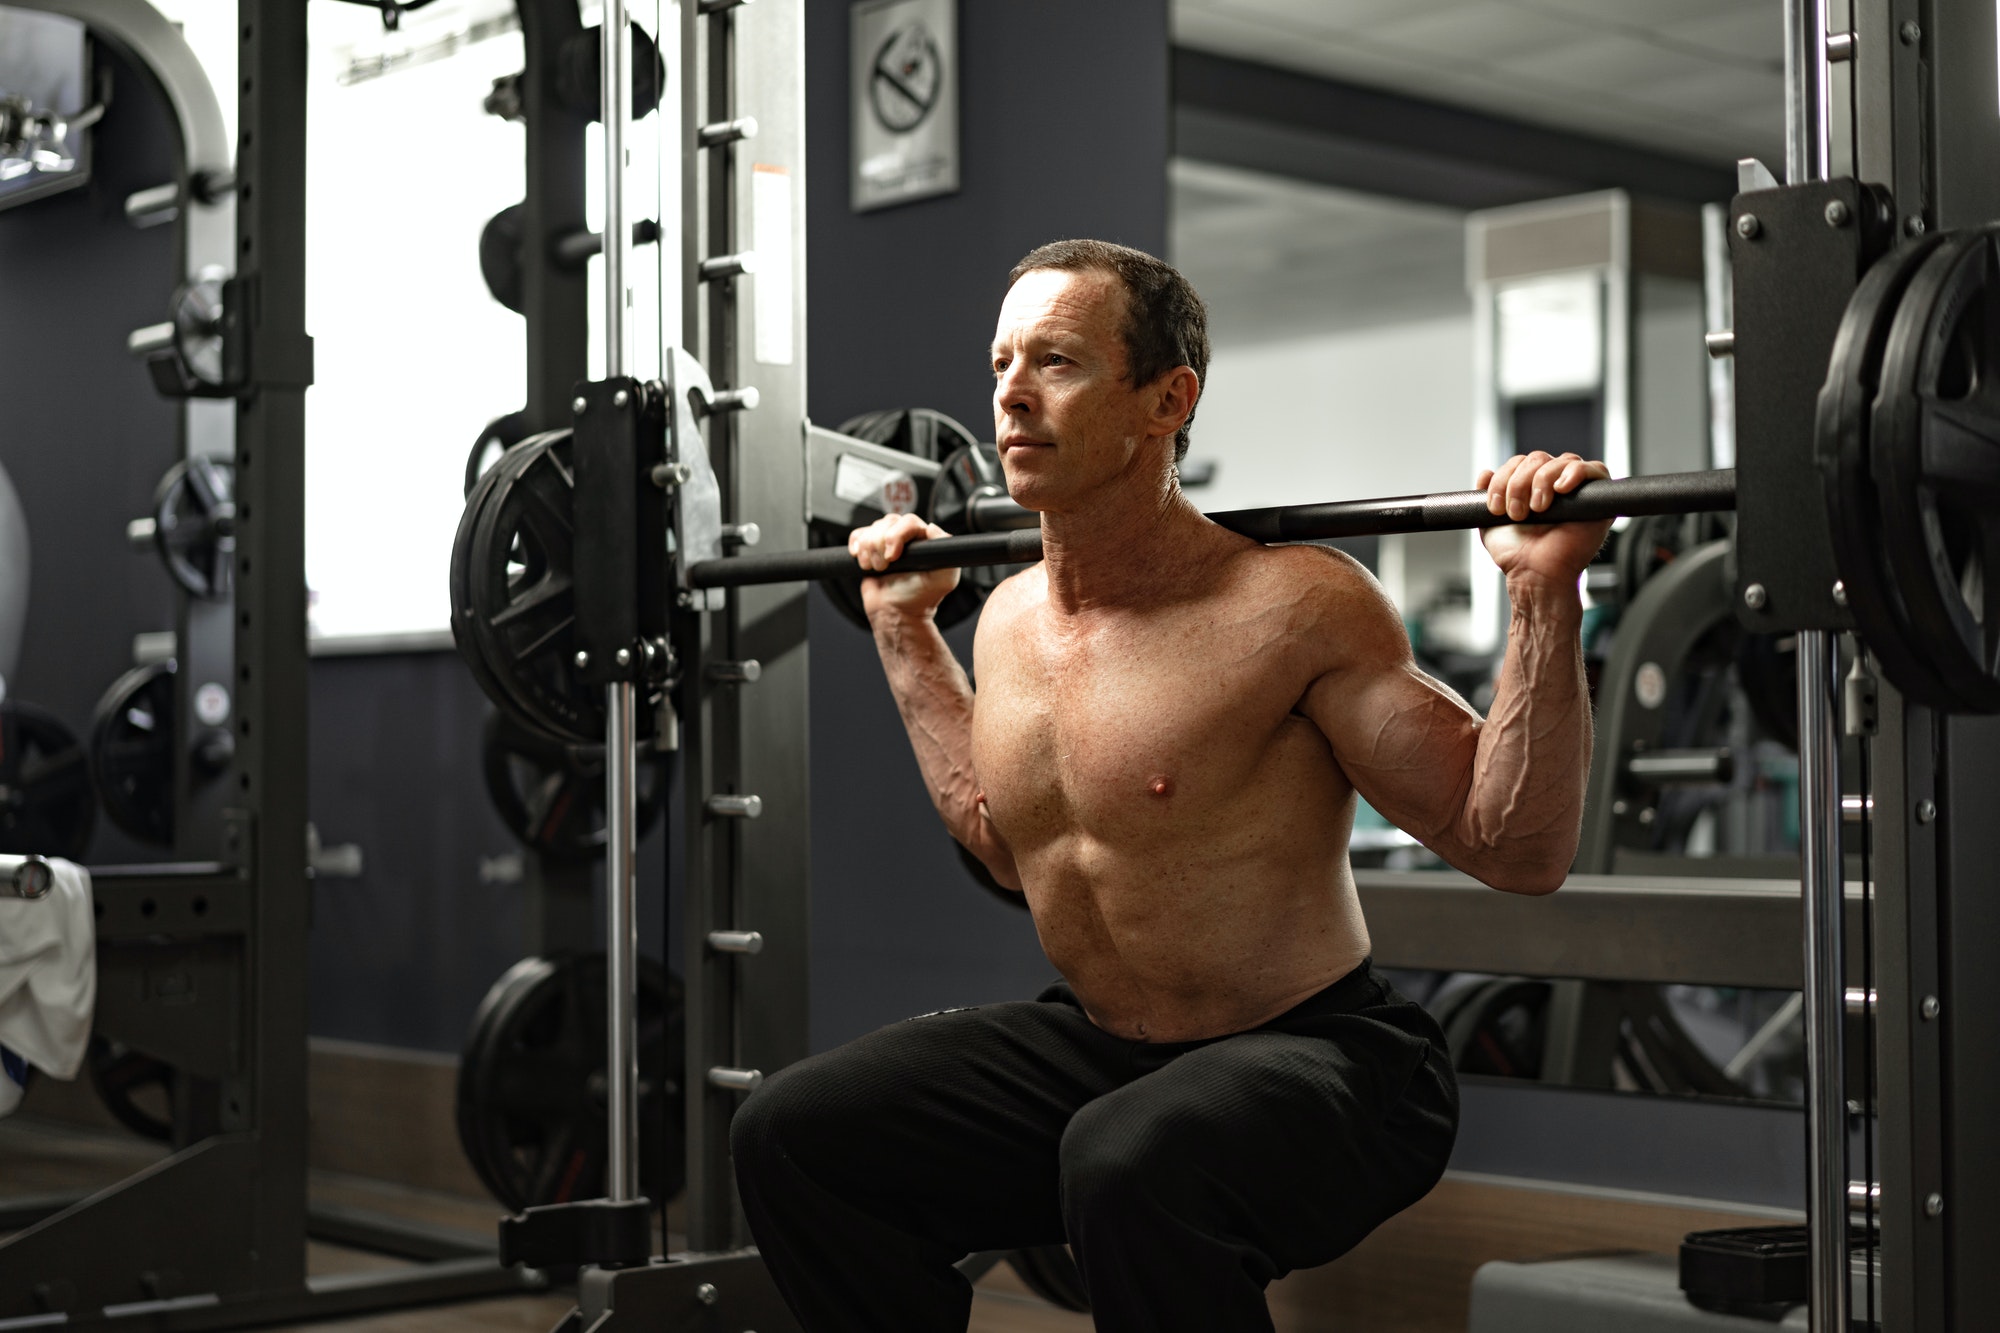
[731,960,1458,1332]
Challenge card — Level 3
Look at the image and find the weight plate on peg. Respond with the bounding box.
[466,409,533,499]
[455,952,686,1213]
[150,457,235,601]
[0,700,93,860]
[89,662,176,847]
[814,409,983,632]
[460,430,653,746]
[1817,234,1958,707]
[450,442,542,734]
[1871,227,2000,712]
[171,274,227,389]
[479,203,526,315]
[481,710,667,861]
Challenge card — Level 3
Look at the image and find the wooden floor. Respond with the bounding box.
[0,1117,1090,1333]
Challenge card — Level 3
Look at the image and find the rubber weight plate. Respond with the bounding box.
[1871,226,2000,712]
[90,662,176,846]
[481,710,667,861]
[450,436,542,736]
[1818,235,1958,707]
[0,700,93,860]
[151,457,235,601]
[455,952,686,1213]
[460,431,652,746]
[815,409,983,632]
[465,409,533,499]
[927,442,1020,626]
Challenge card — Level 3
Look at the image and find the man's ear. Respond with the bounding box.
[1149,366,1200,442]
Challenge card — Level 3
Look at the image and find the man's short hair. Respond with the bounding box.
[1007,239,1210,464]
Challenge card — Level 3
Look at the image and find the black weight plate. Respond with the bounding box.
[1817,234,1957,707]
[1005,1245,1091,1313]
[466,410,534,499]
[928,442,1018,626]
[1441,977,1549,1080]
[455,952,686,1213]
[481,710,668,861]
[815,409,985,632]
[89,662,176,847]
[480,202,526,314]
[465,431,626,746]
[1872,228,2000,712]
[0,700,93,860]
[450,441,541,735]
[86,1037,174,1142]
[152,457,235,601]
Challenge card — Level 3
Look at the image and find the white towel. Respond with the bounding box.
[0,859,96,1114]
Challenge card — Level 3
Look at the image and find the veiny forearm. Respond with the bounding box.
[869,609,1017,882]
[1449,577,1593,891]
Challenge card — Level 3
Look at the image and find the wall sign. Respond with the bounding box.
[850,0,959,212]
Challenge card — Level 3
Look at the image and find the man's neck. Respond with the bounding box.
[1036,469,1217,616]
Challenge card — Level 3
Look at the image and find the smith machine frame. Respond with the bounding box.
[0,2,537,1327]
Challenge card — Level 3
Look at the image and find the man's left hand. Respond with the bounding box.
[1476,450,1614,589]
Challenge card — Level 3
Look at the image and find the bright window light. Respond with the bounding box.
[1495,271,1603,399]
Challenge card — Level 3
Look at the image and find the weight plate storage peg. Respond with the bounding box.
[89,662,177,846]
[1869,225,2000,712]
[480,710,667,861]
[455,952,686,1214]
[0,700,93,860]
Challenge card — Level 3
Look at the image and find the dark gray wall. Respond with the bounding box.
[801,1,1171,1050]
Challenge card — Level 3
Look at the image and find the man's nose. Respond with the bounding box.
[995,362,1031,413]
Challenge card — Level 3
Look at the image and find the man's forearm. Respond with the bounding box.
[869,608,986,846]
[1453,576,1592,892]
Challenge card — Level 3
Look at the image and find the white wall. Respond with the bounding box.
[1190,314,1476,515]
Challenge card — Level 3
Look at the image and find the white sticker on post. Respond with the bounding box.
[752,164,794,366]
[834,454,916,515]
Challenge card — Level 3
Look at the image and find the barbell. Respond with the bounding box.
[450,225,2000,746]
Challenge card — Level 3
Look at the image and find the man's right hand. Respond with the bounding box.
[849,513,961,622]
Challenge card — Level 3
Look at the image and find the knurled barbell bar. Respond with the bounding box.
[685,469,1741,590]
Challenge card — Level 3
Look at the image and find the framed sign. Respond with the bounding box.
[850,0,958,212]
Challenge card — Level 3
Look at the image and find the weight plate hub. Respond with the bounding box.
[0,700,93,860]
[90,662,176,847]
[481,709,667,861]
[455,952,685,1213]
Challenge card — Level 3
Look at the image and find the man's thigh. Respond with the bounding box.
[1060,1021,1458,1273]
[735,996,1120,1251]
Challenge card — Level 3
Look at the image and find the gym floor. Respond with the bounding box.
[0,1118,1089,1333]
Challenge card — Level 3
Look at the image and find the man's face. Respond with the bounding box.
[990,268,1163,512]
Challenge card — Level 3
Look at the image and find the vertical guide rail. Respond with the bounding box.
[1798,630,1849,1331]
[600,0,641,1208]
[1787,1,1847,1328]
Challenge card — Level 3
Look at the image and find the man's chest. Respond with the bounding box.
[970,611,1321,831]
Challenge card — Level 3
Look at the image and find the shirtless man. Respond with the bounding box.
[732,239,1611,1332]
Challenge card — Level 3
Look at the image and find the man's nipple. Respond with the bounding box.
[1148,775,1173,798]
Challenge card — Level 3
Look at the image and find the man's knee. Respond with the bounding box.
[1057,1096,1199,1220]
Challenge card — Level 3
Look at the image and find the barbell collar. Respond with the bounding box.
[686,469,1737,591]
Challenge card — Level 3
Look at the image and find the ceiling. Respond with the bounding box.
[1172,0,1786,168]
[1170,159,1471,345]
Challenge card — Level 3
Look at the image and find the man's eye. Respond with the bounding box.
[992,358,1010,375]
[1046,354,1068,367]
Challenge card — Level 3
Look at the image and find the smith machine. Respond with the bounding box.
[448,2,2000,1332]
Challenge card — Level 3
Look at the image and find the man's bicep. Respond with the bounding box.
[1302,651,1483,846]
